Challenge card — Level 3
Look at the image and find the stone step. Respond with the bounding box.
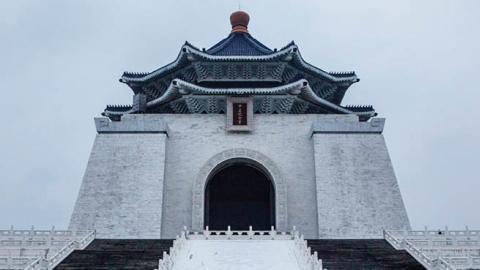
[54,239,173,270]
[307,239,426,270]
[55,239,426,270]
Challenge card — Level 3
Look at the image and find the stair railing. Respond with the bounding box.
[292,230,324,270]
[23,230,95,270]
[185,225,294,240]
[384,230,456,270]
[157,231,187,270]
[387,227,480,248]
[157,226,326,270]
[0,226,90,240]
[0,256,39,270]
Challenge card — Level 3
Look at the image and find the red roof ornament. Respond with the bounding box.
[230,11,250,33]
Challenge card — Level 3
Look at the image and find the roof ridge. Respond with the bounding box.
[241,33,273,53]
[206,33,272,56]
[205,34,235,54]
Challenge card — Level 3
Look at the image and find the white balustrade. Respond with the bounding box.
[185,225,295,240]
[157,226,325,270]
[0,227,95,270]
[385,228,480,270]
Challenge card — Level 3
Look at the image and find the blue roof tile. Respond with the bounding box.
[207,33,273,56]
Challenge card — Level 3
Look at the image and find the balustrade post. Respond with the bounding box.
[427,232,432,248]
[226,226,232,239]
[248,226,253,238]
[41,258,48,268]
[203,226,209,239]
[183,226,189,237]
[7,255,11,269]
[158,257,163,270]
[270,226,276,239]
[49,228,55,248]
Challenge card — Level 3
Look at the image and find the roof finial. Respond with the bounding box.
[230,11,249,33]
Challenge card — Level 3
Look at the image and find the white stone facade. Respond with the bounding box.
[68,113,410,239]
[312,119,411,238]
[69,131,167,238]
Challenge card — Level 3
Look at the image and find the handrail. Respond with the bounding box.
[157,231,187,270]
[386,229,480,269]
[291,231,323,270]
[0,228,91,238]
[46,230,96,269]
[184,226,294,240]
[23,258,44,270]
[384,230,457,270]
[23,230,95,270]
[387,228,480,238]
[157,227,324,270]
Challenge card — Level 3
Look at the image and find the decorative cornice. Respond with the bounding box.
[145,78,374,116]
[144,78,305,109]
[95,117,169,135]
[120,43,358,85]
[103,78,376,120]
[310,118,385,135]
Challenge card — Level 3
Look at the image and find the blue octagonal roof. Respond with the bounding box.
[207,32,273,56]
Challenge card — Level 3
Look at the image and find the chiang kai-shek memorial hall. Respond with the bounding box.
[2,11,479,270]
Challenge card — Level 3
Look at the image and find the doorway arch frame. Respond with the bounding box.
[204,158,276,230]
[192,148,288,231]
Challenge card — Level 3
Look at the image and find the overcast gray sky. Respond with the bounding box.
[0,0,479,230]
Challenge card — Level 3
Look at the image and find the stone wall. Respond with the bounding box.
[68,114,410,239]
[312,132,411,238]
[68,133,167,238]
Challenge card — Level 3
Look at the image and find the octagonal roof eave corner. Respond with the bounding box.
[119,40,358,87]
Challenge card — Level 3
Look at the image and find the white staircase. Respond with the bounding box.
[157,226,323,270]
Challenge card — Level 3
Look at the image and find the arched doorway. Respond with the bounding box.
[204,160,275,230]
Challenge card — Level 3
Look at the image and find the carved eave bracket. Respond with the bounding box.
[103,78,376,121]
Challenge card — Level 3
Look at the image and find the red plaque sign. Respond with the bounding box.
[232,103,248,125]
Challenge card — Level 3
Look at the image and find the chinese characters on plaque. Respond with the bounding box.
[226,97,253,131]
[232,103,248,126]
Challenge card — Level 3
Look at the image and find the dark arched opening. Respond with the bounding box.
[205,160,275,230]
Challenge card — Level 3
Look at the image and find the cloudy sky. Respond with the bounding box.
[0,0,479,230]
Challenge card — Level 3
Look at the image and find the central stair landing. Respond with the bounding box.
[168,239,303,270]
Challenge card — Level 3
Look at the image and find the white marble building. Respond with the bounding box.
[4,10,480,270]
[68,11,410,240]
